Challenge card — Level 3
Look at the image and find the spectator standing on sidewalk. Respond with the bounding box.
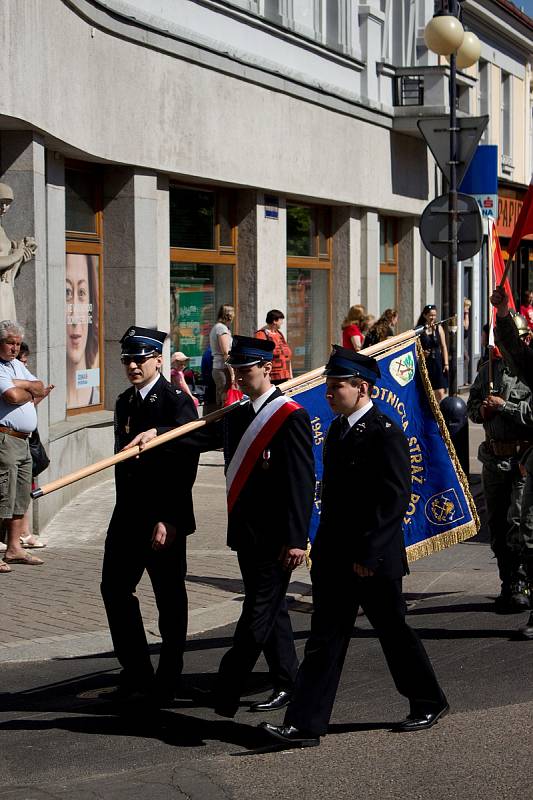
[100,326,199,704]
[0,321,52,573]
[416,304,449,403]
[209,304,235,408]
[467,316,533,613]
[261,347,448,748]
[341,305,365,351]
[170,351,199,408]
[363,308,398,349]
[255,309,293,385]
[519,289,533,332]
[491,285,533,640]
[16,341,48,550]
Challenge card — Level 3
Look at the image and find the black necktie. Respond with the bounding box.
[339,416,350,439]
[135,391,143,411]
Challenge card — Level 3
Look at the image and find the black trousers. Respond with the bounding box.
[285,565,447,736]
[216,549,299,711]
[100,512,188,690]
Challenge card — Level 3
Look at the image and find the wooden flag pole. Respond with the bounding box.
[499,255,514,290]
[31,327,423,500]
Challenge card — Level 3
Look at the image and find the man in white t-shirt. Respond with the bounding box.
[0,320,52,572]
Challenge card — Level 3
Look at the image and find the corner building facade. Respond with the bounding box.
[0,0,488,527]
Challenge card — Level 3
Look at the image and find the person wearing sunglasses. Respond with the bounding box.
[100,325,199,707]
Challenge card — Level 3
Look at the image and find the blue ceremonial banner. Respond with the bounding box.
[288,337,479,561]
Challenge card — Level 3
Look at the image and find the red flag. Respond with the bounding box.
[488,221,515,348]
[508,175,533,258]
[491,223,515,311]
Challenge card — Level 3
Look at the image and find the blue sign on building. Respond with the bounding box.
[459,144,498,219]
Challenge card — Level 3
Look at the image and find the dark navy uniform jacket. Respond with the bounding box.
[113,374,199,535]
[190,387,315,555]
[223,388,315,555]
[312,405,411,579]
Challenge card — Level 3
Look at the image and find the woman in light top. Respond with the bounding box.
[209,304,235,408]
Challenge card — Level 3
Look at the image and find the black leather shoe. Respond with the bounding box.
[517,611,533,640]
[249,690,292,712]
[393,703,449,732]
[259,722,320,748]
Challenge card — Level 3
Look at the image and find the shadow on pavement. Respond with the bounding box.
[0,711,269,751]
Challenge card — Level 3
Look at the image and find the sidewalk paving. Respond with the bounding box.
[0,421,493,665]
[0,450,312,664]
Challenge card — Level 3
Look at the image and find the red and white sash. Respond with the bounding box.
[226,395,301,513]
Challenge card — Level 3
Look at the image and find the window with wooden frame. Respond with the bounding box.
[286,203,332,376]
[379,216,399,314]
[169,185,237,371]
[65,162,104,415]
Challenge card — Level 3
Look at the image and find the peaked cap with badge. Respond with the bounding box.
[324,344,381,382]
[226,335,275,367]
[120,326,167,357]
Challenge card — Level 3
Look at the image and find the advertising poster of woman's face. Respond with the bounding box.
[66,253,100,410]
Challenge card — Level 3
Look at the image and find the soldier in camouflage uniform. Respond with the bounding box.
[491,286,533,638]
[467,314,533,613]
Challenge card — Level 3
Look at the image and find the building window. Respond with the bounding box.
[169,186,237,369]
[379,217,399,314]
[65,164,104,414]
[478,60,489,141]
[286,203,332,375]
[501,71,512,161]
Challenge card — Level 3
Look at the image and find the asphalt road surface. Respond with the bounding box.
[1,584,532,800]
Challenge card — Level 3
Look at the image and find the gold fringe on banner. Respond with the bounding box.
[407,339,480,561]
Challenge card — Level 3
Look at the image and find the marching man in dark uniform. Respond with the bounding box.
[193,335,315,716]
[101,326,199,705]
[261,346,448,748]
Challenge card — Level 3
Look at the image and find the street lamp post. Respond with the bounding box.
[424,0,481,395]
[423,1,482,476]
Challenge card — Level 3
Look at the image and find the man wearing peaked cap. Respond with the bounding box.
[119,326,167,357]
[323,344,381,381]
[261,345,448,748]
[174,332,315,717]
[226,334,276,366]
[100,325,199,706]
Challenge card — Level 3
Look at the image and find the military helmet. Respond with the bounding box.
[510,311,530,339]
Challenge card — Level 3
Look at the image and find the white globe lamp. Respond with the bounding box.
[424,14,464,56]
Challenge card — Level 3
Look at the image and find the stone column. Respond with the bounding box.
[45,152,67,427]
[332,206,362,340]
[256,192,286,331]
[235,189,258,337]
[103,168,169,404]
[397,218,422,332]
[360,210,380,316]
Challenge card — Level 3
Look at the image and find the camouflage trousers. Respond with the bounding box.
[520,471,533,576]
[481,461,529,575]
